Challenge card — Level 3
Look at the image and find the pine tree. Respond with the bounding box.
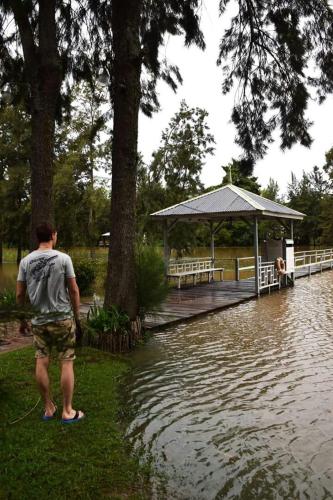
[0,2,90,248]
[219,0,333,162]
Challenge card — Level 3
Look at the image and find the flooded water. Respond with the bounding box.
[124,271,333,499]
[0,263,18,291]
[0,247,255,293]
[0,245,316,292]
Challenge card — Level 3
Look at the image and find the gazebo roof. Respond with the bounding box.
[151,184,305,221]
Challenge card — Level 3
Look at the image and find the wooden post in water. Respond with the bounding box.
[235,258,240,281]
[253,217,260,296]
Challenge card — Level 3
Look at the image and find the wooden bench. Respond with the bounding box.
[167,260,224,289]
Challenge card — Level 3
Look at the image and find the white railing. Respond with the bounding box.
[236,256,257,281]
[168,248,333,289]
[259,261,280,290]
[168,260,213,274]
[294,249,333,269]
[169,257,213,264]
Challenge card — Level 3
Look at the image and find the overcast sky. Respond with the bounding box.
[138,2,333,196]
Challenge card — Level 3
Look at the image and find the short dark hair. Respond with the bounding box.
[36,222,56,243]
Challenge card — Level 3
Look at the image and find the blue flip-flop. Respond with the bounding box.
[61,410,85,424]
[42,406,57,421]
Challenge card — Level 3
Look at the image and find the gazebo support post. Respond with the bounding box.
[290,220,295,285]
[254,217,260,296]
[163,221,169,277]
[210,222,215,268]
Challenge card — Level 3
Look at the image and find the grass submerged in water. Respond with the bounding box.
[0,347,151,499]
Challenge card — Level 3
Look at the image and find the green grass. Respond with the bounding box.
[0,347,151,499]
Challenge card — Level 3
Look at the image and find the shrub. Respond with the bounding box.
[86,303,133,353]
[136,245,169,318]
[94,258,108,294]
[0,289,35,323]
[73,258,97,296]
[0,290,16,307]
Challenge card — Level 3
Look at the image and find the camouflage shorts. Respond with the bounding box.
[32,319,76,361]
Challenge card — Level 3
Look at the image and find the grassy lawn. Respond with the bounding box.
[0,347,150,499]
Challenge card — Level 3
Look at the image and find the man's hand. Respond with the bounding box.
[67,277,81,321]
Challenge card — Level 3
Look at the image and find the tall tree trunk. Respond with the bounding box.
[0,232,3,265]
[88,148,96,259]
[0,206,3,265]
[12,0,61,250]
[30,86,59,249]
[104,0,142,319]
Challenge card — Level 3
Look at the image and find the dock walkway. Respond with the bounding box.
[145,261,333,330]
[144,280,256,329]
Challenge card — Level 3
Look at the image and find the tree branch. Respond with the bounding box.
[10,0,37,79]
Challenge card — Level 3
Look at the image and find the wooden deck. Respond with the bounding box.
[144,261,333,330]
[79,260,333,332]
[144,280,256,330]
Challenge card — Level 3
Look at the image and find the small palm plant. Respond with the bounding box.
[87,302,131,352]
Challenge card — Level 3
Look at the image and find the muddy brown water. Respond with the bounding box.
[0,263,18,291]
[123,271,333,499]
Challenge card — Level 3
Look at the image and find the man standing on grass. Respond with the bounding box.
[16,222,85,423]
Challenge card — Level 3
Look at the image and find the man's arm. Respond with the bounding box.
[67,277,81,321]
[16,281,29,334]
[16,281,27,306]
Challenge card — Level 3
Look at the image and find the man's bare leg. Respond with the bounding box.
[60,360,84,420]
[36,357,56,416]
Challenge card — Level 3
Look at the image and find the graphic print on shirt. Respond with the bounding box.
[30,255,58,282]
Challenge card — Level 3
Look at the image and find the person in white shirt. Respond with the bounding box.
[16,222,85,424]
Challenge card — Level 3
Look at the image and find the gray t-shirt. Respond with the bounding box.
[17,249,76,325]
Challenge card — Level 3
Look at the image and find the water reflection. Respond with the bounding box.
[124,272,333,499]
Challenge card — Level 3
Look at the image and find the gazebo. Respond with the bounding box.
[151,183,305,295]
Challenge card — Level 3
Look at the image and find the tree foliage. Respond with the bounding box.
[219,0,333,162]
[288,166,330,245]
[150,100,215,200]
[137,100,215,254]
